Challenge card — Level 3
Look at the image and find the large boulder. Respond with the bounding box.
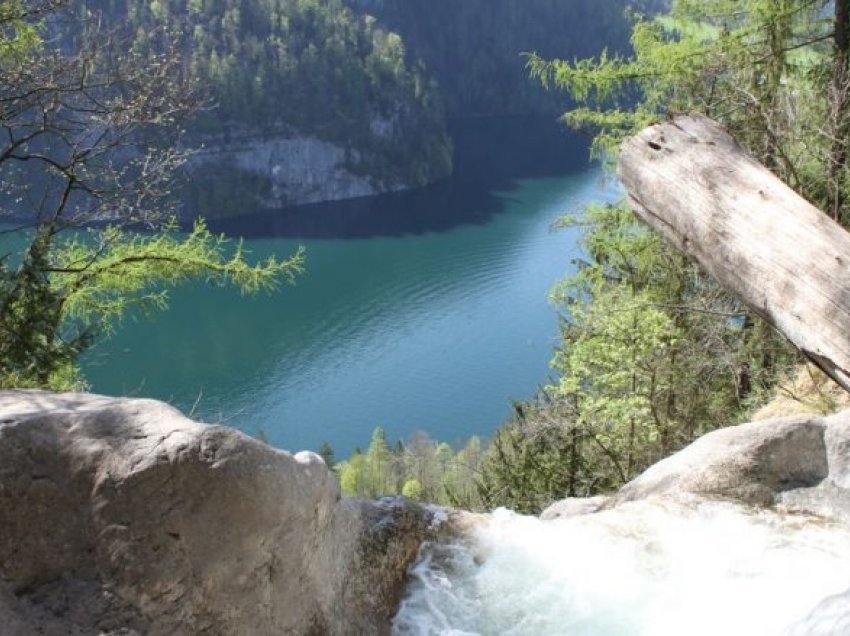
[610,414,830,507]
[0,390,438,635]
[588,410,850,521]
[541,410,850,521]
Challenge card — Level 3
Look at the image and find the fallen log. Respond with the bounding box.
[617,114,850,392]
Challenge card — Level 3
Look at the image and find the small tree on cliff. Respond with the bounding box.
[0,0,303,388]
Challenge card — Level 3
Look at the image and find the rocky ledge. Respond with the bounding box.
[0,390,443,635]
[4,390,850,634]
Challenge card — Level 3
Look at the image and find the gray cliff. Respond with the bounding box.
[189,133,400,210]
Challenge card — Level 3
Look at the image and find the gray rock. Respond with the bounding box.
[825,410,850,489]
[189,133,397,208]
[776,410,850,523]
[568,410,850,523]
[607,415,829,508]
[540,496,610,520]
[778,482,850,522]
[0,390,437,635]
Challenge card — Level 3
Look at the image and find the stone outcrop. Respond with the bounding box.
[0,390,439,635]
[610,414,831,508]
[190,133,391,209]
[539,496,610,520]
[542,410,850,522]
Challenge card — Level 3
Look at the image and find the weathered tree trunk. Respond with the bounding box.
[618,114,850,392]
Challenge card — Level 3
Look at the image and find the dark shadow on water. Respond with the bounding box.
[207,178,513,240]
[204,117,592,240]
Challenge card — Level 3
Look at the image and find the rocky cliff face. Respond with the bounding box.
[188,133,399,210]
[0,391,441,635]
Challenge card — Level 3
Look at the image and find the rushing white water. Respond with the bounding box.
[392,499,850,636]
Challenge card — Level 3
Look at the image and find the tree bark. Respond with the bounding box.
[837,0,849,73]
[828,0,850,221]
[617,114,850,392]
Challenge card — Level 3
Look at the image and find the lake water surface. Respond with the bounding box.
[83,119,619,454]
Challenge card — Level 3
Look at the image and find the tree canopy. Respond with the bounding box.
[343,0,641,117]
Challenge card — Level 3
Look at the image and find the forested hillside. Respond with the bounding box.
[70,0,641,211]
[344,0,646,116]
[77,0,453,202]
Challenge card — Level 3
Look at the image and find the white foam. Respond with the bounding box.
[393,499,850,636]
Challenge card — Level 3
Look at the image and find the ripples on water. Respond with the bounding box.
[393,500,850,635]
[80,119,621,453]
[84,177,618,453]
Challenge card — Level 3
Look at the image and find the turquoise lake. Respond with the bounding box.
[82,119,620,454]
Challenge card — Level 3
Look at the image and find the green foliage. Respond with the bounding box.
[58,220,304,330]
[338,449,366,495]
[0,0,41,61]
[474,243,794,510]
[343,0,637,116]
[318,441,336,468]
[0,1,304,389]
[54,220,304,332]
[401,478,423,501]
[0,221,305,389]
[477,0,838,506]
[475,401,583,514]
[526,0,840,211]
[0,228,89,390]
[335,427,485,508]
[545,203,794,486]
[364,426,393,497]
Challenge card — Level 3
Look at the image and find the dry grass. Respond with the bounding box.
[752,364,850,420]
